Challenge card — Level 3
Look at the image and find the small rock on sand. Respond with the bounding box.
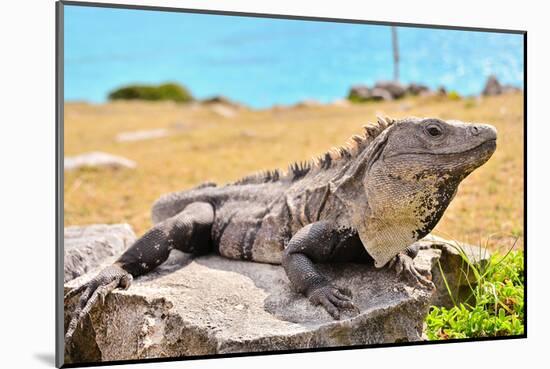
[210,104,237,118]
[331,99,351,107]
[116,129,169,142]
[64,152,136,171]
[293,99,322,108]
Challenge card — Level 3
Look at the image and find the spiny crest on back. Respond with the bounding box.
[233,168,281,185]
[232,116,395,185]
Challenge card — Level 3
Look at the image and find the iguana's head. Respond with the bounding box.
[338,117,497,267]
[378,117,497,183]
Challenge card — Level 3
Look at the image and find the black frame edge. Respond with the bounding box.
[62,334,527,368]
[522,31,527,338]
[56,1,65,367]
[59,0,526,34]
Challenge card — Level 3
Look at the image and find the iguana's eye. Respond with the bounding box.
[425,124,443,137]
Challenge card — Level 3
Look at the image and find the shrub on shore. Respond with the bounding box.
[108,82,193,103]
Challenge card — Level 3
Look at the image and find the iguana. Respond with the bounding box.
[65,116,497,341]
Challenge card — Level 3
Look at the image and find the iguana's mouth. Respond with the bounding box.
[460,138,496,156]
[386,138,497,159]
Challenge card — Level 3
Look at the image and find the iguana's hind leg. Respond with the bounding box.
[64,202,214,342]
[117,201,214,273]
[282,221,356,320]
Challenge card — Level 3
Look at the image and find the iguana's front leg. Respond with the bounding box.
[282,221,355,319]
[387,244,434,288]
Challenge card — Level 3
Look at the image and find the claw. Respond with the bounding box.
[64,283,86,301]
[391,253,434,290]
[64,265,131,343]
[395,257,404,275]
[309,285,356,320]
[339,287,353,298]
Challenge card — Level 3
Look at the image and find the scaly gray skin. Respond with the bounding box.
[65,116,497,341]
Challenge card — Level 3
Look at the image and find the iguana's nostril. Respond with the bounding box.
[470,125,480,136]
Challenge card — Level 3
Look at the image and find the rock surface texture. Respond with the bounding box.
[63,225,487,364]
[64,224,136,282]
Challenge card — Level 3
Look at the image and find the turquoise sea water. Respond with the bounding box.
[64,5,524,108]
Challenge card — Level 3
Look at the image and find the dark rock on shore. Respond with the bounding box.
[348,81,434,102]
[407,83,430,96]
[374,81,407,99]
[482,75,522,96]
[348,84,372,101]
[482,75,503,96]
[370,87,394,101]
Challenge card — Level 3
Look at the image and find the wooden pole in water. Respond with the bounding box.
[391,26,399,82]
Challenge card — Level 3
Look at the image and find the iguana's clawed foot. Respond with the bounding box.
[64,264,133,343]
[308,285,357,320]
[389,253,435,289]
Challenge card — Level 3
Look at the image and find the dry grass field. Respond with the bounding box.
[64,93,524,252]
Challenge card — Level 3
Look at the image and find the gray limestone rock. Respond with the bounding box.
[64,248,438,363]
[63,225,488,364]
[64,224,136,282]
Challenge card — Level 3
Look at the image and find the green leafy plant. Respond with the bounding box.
[108,82,193,102]
[425,242,524,340]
